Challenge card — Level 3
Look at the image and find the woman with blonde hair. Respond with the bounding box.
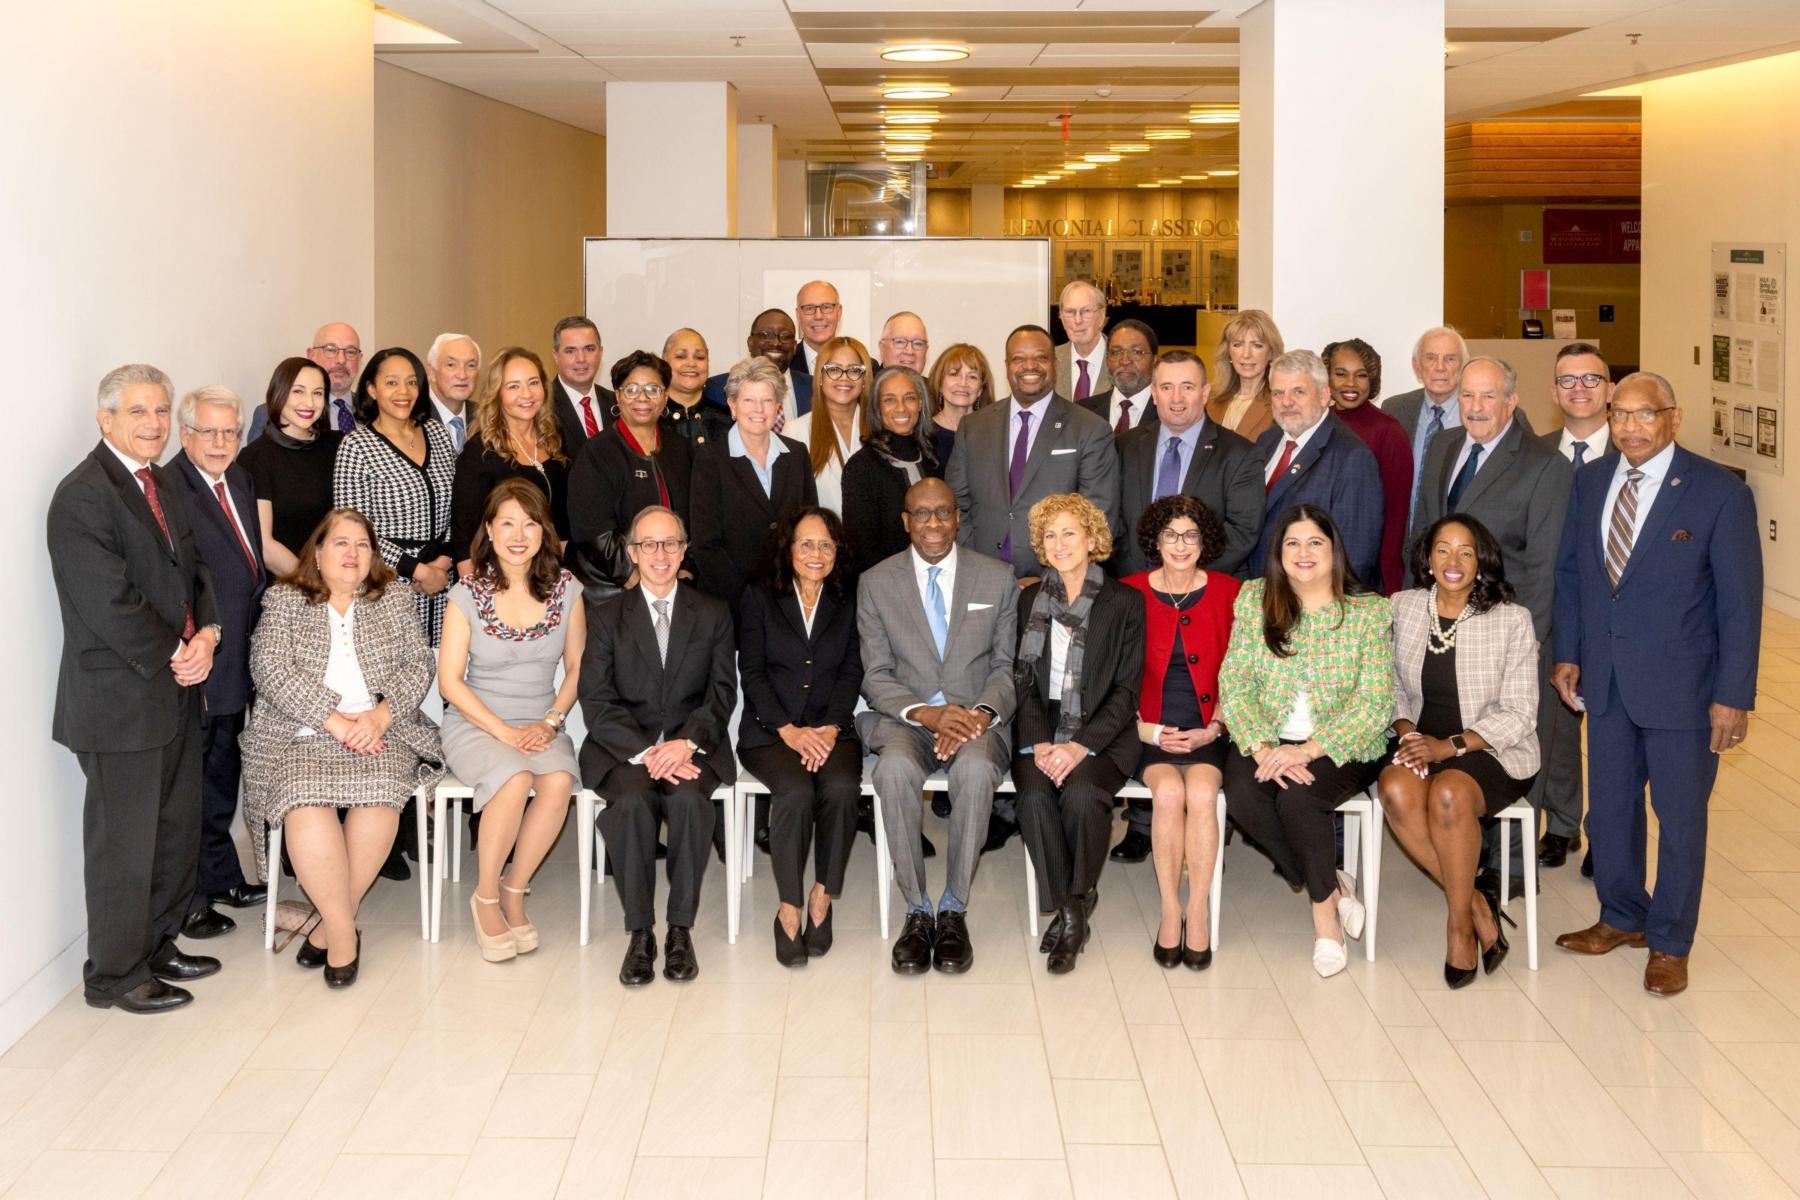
[926,342,996,463]
[450,347,570,577]
[1206,309,1284,441]
[786,335,870,514]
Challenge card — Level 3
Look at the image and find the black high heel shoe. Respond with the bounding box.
[295,929,328,970]
[774,912,808,968]
[1475,886,1512,975]
[1153,919,1183,969]
[324,932,360,989]
[804,904,833,958]
[1445,935,1479,990]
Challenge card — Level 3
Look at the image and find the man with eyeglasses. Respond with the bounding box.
[1054,280,1111,402]
[168,384,268,941]
[424,333,482,453]
[580,505,737,986]
[1536,343,1617,875]
[876,311,930,373]
[701,308,813,424]
[548,315,616,450]
[1079,319,1161,438]
[1551,374,1760,997]
[794,280,843,377]
[246,321,362,441]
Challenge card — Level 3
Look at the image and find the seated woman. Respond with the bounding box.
[242,508,445,988]
[736,506,864,965]
[841,365,940,577]
[438,479,585,963]
[1012,493,1144,975]
[1217,503,1393,979]
[1380,514,1538,988]
[450,347,571,576]
[1122,495,1240,970]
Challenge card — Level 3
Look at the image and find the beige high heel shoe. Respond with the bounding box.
[500,877,539,953]
[470,892,518,963]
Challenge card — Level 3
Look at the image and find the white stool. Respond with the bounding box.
[1336,788,1384,961]
[263,793,432,948]
[1494,800,1541,970]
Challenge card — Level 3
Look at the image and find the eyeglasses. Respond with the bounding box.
[1158,529,1202,546]
[821,363,868,380]
[619,384,666,400]
[751,329,797,344]
[905,505,956,524]
[631,537,687,555]
[1108,345,1153,361]
[1608,405,1676,427]
[1059,306,1102,321]
[186,425,241,442]
[1555,373,1608,389]
[883,338,928,352]
[308,344,362,361]
[797,303,841,317]
[795,539,838,555]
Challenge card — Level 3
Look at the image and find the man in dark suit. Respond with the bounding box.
[1538,342,1617,872]
[795,279,843,377]
[1380,325,1466,530]
[1249,350,1383,586]
[548,314,617,451]
[580,505,737,987]
[700,308,812,426]
[876,310,931,374]
[169,386,268,940]
[1551,374,1760,996]
[1053,280,1110,401]
[49,364,223,1013]
[946,324,1121,583]
[1080,319,1160,438]
[1108,349,1263,863]
[245,320,362,441]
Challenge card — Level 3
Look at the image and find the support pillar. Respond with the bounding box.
[970,184,1004,237]
[606,82,737,236]
[737,123,776,236]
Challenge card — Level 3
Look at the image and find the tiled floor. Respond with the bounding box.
[9,609,1800,1198]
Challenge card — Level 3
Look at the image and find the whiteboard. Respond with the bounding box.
[583,237,1052,389]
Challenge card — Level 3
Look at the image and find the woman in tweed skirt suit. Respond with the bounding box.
[242,509,444,985]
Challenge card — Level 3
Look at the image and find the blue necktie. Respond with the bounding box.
[1154,434,1183,500]
[1423,403,1445,449]
[449,415,466,452]
[1571,440,1587,467]
[1446,441,1483,512]
[925,565,949,704]
[335,399,355,433]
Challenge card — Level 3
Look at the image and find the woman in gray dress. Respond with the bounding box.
[438,478,585,962]
[242,508,445,988]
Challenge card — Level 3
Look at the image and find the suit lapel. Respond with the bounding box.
[1015,396,1070,498]
[778,586,810,643]
[1431,432,1462,507]
[732,454,776,518]
[940,556,977,666]
[658,588,696,698]
[1183,422,1219,492]
[1268,417,1331,509]
[230,469,266,574]
[620,588,664,685]
[94,445,177,562]
[1615,448,1693,591]
[1459,425,1520,510]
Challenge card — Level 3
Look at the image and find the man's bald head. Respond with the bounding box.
[902,476,958,563]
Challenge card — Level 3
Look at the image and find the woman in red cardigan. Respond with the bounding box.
[1123,495,1240,970]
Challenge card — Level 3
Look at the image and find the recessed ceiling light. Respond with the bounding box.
[1208,168,1238,176]
[1063,161,1099,171]
[881,44,969,63]
[884,111,940,124]
[883,129,933,141]
[1180,173,1209,181]
[1084,153,1121,163]
[1138,182,1161,189]
[1157,178,1182,185]
[884,83,951,100]
[1111,143,1151,153]
[1188,106,1239,125]
[1144,129,1190,141]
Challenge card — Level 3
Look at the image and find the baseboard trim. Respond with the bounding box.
[0,937,83,1054]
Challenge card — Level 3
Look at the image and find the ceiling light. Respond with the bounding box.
[883,83,951,100]
[1063,161,1099,171]
[881,44,969,63]
[883,111,940,124]
[1111,143,1151,153]
[1144,128,1190,141]
[1180,174,1209,181]
[1138,182,1161,189]
[1208,168,1238,176]
[1084,153,1121,163]
[883,129,933,141]
[1187,106,1239,125]
[1157,178,1182,185]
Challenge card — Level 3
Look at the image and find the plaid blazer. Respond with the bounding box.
[1391,588,1540,779]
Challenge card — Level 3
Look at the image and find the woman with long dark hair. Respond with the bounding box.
[240,357,343,577]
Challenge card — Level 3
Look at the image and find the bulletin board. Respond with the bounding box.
[1709,242,1785,476]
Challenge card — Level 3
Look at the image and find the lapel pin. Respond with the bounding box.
[1670,477,1681,487]
[634,469,648,480]
[1054,421,1063,430]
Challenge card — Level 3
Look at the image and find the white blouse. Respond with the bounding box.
[297,603,375,736]
[1048,621,1072,702]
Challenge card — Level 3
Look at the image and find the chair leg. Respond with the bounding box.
[1024,844,1039,940]
[577,791,594,947]
[1500,816,1512,909]
[415,788,431,941]
[431,792,447,944]
[723,784,740,946]
[1343,810,1361,883]
[264,826,282,951]
[594,803,606,917]
[1211,791,1227,953]
[1363,797,1382,962]
[743,793,756,883]
[872,791,891,941]
[1523,816,1539,971]
[451,797,464,884]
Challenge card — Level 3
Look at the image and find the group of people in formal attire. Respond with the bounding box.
[50,278,1760,1014]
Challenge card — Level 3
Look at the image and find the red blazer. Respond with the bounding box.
[1123,570,1239,727]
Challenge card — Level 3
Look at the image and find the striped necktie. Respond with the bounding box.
[1605,468,1644,587]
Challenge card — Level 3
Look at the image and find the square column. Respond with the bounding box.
[736,123,777,236]
[606,82,737,236]
[1239,0,1444,376]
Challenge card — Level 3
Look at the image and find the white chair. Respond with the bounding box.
[1336,788,1385,962]
[263,794,432,949]
[1494,800,1541,970]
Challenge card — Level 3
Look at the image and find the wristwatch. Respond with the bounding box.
[1450,734,1469,757]
[543,707,566,730]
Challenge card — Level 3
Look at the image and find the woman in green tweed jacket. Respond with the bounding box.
[1218,504,1394,978]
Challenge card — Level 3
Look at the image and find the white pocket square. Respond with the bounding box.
[967,602,994,611]
[1051,447,1076,455]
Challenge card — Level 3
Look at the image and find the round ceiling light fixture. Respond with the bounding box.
[881,44,970,63]
[883,83,951,100]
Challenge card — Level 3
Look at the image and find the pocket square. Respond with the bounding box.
[1671,529,1693,541]
[1051,447,1076,455]
[967,602,994,611]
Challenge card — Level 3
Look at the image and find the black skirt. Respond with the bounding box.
[1424,753,1536,818]
[1137,735,1228,775]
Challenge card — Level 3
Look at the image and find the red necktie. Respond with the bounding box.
[579,395,599,438]
[1266,438,1298,493]
[214,481,259,579]
[1074,359,1092,402]
[1115,398,1132,435]
[136,468,196,639]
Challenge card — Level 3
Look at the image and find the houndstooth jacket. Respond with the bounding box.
[333,421,456,644]
[1391,587,1540,780]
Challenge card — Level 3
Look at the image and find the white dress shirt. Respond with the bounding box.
[1008,395,1053,463]
[103,440,156,496]
[1602,440,1675,550]
[1103,384,1154,431]
[1558,424,1609,466]
[1263,413,1325,485]
[297,603,374,736]
[785,410,862,515]
[559,378,602,436]
[193,463,254,556]
[1047,621,1073,701]
[430,393,471,450]
[1448,419,1513,484]
[1072,340,1105,395]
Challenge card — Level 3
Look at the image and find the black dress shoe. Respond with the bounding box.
[1475,867,1538,900]
[147,945,221,982]
[620,928,657,986]
[931,793,953,819]
[1182,943,1214,971]
[804,905,834,958]
[981,814,1019,854]
[1445,955,1478,990]
[324,932,361,989]
[1039,911,1065,954]
[211,883,268,909]
[891,911,935,975]
[1538,833,1571,870]
[664,925,699,981]
[933,910,974,974]
[86,978,193,1014]
[921,833,937,859]
[182,907,235,939]
[775,912,808,967]
[1109,829,1152,864]
[1475,885,1512,975]
[295,930,328,969]
[754,827,772,856]
[1581,849,1595,879]
[1046,903,1088,975]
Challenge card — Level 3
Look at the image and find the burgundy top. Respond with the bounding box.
[1336,401,1414,595]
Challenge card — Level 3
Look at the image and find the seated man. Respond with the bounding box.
[858,477,1017,976]
[580,505,737,986]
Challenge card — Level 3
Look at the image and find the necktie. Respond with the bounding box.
[1606,468,1645,587]
[1002,410,1033,563]
[449,415,465,452]
[1571,440,1588,467]
[1266,438,1298,493]
[579,396,599,438]
[1074,359,1092,403]
[772,408,786,435]
[1445,441,1483,511]
[334,399,355,433]
[214,482,259,579]
[1115,398,1132,435]
[925,565,948,658]
[652,597,670,665]
[1423,403,1445,449]
[136,468,196,639]
[1154,435,1183,500]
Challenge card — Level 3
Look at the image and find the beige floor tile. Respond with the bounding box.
[143,1130,279,1200]
[482,1072,594,1139]
[1452,1041,1659,1168]
[672,981,791,1035]
[623,1155,764,1198]
[1126,1025,1245,1200]
[1387,1026,1558,1199]
[867,1022,933,1200]
[1033,965,1140,1079]
[1171,988,1299,1040]
[763,1141,866,1199]
[780,968,871,1078]
[928,1033,1063,1159]
[935,1158,1073,1199]
[1675,989,1800,1042]
[924,982,1039,1036]
[1665,1150,1800,1199]
[453,1138,571,1199]
[1651,1033,1800,1194]
[771,1076,868,1142]
[1538,1165,1698,1199]
[1607,1086,1752,1152]
[1190,1039,1361,1165]
[1065,1143,1176,1198]
[4,1148,168,1199]
[341,1029,522,1155]
[197,1068,325,1135]
[317,1152,471,1198]
[1052,1078,1159,1145]
[54,1026,263,1151]
[0,1069,54,1132]
[557,1018,669,1200]
[1235,1164,1382,1198]
[1328,1080,1453,1147]
[1527,975,1691,1087]
[637,1030,780,1158]
[1363,1146,1485,1197]
[1419,987,1562,1042]
[1264,957,1411,1081]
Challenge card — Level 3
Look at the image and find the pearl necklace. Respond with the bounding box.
[1426,584,1474,655]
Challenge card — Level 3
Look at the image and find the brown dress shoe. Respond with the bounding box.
[1555,921,1648,955]
[1644,951,1689,996]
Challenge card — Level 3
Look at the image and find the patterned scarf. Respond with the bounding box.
[1017,563,1103,742]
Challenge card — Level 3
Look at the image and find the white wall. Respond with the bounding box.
[1641,51,1799,607]
[606,82,738,237]
[0,0,374,1045]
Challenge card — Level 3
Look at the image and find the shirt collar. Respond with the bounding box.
[431,393,466,423]
[1471,418,1512,454]
[1562,424,1608,453]
[1425,392,1460,420]
[1121,383,1152,409]
[641,580,679,617]
[1010,394,1052,422]
[1282,411,1328,453]
[911,545,957,580]
[103,438,154,476]
[1618,439,1676,483]
[560,377,593,402]
[728,424,788,459]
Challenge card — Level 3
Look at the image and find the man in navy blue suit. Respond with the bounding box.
[1551,373,1761,996]
[701,308,812,427]
[1249,349,1383,586]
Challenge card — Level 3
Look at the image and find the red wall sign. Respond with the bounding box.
[1542,208,1641,264]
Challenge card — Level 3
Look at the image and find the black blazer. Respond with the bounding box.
[735,582,864,752]
[168,452,265,714]
[1115,417,1263,579]
[567,426,694,595]
[1079,388,1161,439]
[448,432,572,563]
[1013,577,1145,777]
[49,443,219,753]
[840,443,942,577]
[551,377,618,453]
[578,585,738,786]
[689,435,819,604]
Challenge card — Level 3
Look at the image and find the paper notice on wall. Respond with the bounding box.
[1760,275,1783,326]
[1734,338,1756,386]
[1714,273,1732,319]
[1759,408,1779,459]
[1735,406,1755,448]
[1736,272,1759,322]
[1713,398,1730,447]
[1713,335,1732,383]
[1759,339,1782,393]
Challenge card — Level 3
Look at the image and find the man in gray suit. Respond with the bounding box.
[947,324,1121,582]
[1053,280,1111,401]
[1381,325,1467,528]
[858,478,1018,976]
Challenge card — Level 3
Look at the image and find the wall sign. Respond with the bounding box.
[1005,217,1239,238]
[1542,208,1641,264]
[1709,242,1785,476]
